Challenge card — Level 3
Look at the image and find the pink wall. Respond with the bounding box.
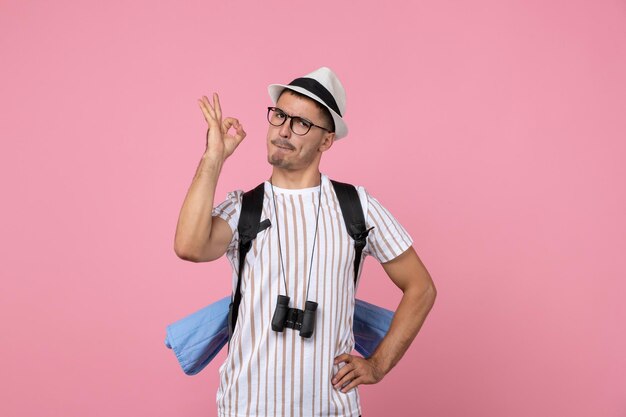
[1,0,625,416]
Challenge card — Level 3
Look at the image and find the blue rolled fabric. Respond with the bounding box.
[165,296,394,376]
[165,296,230,376]
[353,298,394,358]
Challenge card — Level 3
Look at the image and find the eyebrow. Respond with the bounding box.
[275,107,314,124]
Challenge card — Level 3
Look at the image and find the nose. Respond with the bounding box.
[278,117,292,138]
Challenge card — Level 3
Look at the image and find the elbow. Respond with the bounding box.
[427,282,437,305]
[408,275,437,305]
[174,241,203,263]
[424,273,437,303]
[174,247,196,262]
[427,277,437,299]
[174,242,220,263]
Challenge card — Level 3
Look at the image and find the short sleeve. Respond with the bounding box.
[360,188,413,263]
[211,190,244,251]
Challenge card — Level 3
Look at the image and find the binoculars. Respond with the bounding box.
[271,295,318,338]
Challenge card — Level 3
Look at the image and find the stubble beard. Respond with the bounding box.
[268,138,296,169]
[268,153,292,169]
[267,139,319,171]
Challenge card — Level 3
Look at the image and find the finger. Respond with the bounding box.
[234,123,246,143]
[334,354,352,365]
[335,369,358,390]
[213,93,222,121]
[198,99,215,123]
[340,376,364,393]
[200,95,212,109]
[206,96,217,120]
[222,117,239,133]
[199,96,217,123]
[331,361,354,385]
[235,123,247,137]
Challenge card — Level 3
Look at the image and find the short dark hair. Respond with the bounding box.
[278,89,335,133]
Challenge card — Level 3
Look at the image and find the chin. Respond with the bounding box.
[268,154,289,168]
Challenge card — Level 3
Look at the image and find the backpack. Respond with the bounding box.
[227,179,374,343]
[164,179,395,375]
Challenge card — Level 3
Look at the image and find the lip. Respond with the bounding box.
[273,142,294,151]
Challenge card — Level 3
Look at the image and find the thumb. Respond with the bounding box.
[234,123,246,143]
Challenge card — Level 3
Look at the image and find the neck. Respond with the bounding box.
[269,167,322,189]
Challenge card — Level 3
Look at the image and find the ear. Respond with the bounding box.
[318,132,335,152]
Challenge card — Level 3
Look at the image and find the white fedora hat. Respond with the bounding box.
[268,66,348,140]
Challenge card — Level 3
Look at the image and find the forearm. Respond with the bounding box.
[369,284,436,375]
[173,152,224,259]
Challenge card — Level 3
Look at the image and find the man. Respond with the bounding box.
[174,67,436,417]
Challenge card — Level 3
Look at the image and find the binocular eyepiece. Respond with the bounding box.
[271,295,318,338]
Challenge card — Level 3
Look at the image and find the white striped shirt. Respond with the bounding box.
[212,173,413,417]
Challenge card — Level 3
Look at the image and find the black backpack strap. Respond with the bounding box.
[228,178,371,344]
[228,182,268,344]
[330,180,374,286]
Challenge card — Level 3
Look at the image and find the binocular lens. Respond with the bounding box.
[271,296,318,338]
[271,295,290,332]
[299,301,318,338]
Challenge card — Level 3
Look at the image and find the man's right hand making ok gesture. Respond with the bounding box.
[198,93,246,162]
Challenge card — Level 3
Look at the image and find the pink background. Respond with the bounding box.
[1,0,625,416]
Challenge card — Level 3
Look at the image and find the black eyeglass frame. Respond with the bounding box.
[266,107,332,136]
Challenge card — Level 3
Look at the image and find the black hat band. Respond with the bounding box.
[288,77,342,117]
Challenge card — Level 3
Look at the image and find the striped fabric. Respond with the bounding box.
[211,173,413,417]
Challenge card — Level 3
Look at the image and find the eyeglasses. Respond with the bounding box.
[266,107,332,136]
